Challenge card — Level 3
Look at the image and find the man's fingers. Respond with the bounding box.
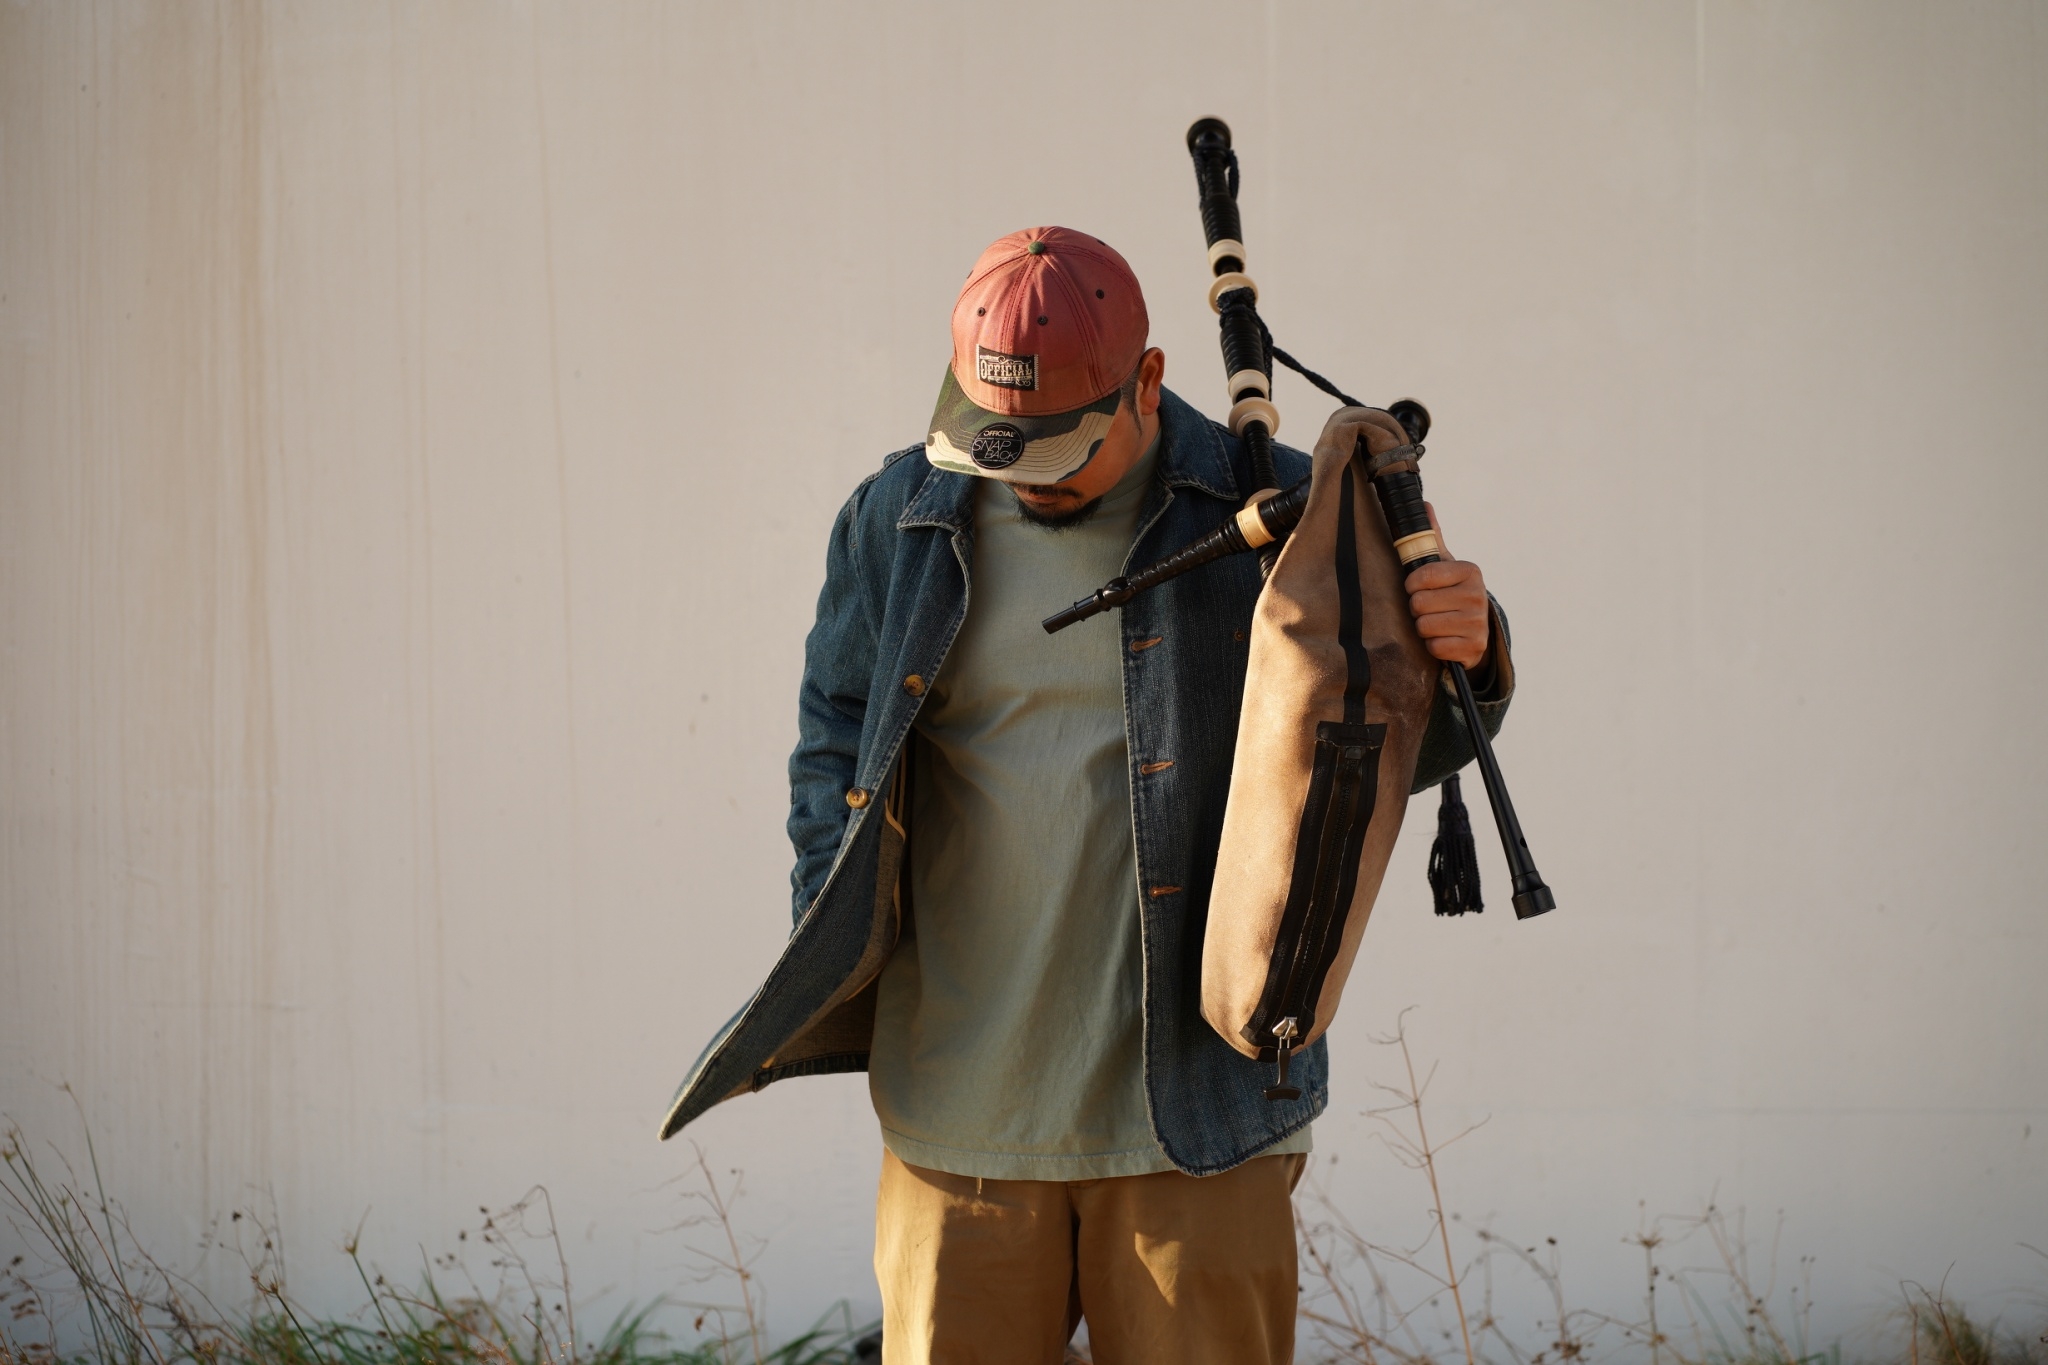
[1407,584,1486,617]
[1411,609,1487,640]
[1412,600,1488,669]
[1402,559,1479,593]
[1406,561,1486,629]
[1402,511,1488,667]
[1423,635,1487,666]
[1415,620,1487,665]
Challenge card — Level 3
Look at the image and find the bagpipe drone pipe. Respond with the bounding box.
[1043,118,1554,1101]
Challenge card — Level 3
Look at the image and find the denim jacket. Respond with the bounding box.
[659,387,1514,1174]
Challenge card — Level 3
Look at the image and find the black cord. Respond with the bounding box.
[1269,343,1364,409]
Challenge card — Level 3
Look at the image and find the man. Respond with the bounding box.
[662,227,1512,1364]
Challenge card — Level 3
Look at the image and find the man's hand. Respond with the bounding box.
[1403,503,1492,671]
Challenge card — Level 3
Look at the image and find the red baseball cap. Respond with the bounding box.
[926,226,1150,485]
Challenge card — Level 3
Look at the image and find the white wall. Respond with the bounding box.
[3,1,2043,1351]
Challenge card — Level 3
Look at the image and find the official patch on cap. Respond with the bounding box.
[926,365,1122,486]
[975,346,1038,391]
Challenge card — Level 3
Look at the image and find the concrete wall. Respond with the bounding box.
[4,1,2043,1350]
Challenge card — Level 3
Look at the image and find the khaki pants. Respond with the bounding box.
[874,1148,1304,1365]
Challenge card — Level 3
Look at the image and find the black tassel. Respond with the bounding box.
[1428,773,1484,916]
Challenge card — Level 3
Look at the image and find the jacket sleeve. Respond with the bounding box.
[1409,593,1517,793]
[786,489,882,923]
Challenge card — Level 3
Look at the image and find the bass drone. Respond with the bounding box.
[1044,118,1554,1101]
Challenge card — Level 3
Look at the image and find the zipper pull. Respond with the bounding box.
[1264,1017,1302,1101]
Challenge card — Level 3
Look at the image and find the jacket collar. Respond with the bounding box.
[897,385,1239,534]
[1153,386,1241,501]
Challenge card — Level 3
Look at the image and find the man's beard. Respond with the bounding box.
[1012,490,1104,530]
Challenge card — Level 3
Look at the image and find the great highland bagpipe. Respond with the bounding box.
[1045,119,1555,1100]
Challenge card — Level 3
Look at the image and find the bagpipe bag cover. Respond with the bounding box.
[1202,406,1442,1059]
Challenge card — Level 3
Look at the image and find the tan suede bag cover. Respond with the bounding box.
[1202,407,1442,1060]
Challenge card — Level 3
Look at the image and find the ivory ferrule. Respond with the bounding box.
[1226,369,1271,400]
[1207,238,1247,271]
[1207,271,1258,312]
[1393,530,1443,564]
[1234,487,1282,549]
[1227,395,1281,438]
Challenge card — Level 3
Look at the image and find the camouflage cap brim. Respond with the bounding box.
[925,365,1124,485]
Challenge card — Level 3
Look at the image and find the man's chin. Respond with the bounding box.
[1010,486,1103,530]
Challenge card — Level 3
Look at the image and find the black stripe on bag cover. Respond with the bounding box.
[1239,464,1387,1056]
[1297,719,1383,1018]
[1333,467,1371,723]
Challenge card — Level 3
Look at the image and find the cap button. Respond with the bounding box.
[1026,240,1046,255]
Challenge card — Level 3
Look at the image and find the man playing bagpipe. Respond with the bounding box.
[661,225,1515,1364]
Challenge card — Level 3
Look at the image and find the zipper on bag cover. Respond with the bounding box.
[1267,1017,1302,1101]
[1241,718,1385,1098]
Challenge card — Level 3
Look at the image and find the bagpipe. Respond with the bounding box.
[1045,118,1554,1099]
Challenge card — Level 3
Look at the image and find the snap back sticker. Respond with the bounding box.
[976,345,1037,391]
[970,423,1024,470]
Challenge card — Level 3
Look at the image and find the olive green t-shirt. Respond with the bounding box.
[867,439,1309,1179]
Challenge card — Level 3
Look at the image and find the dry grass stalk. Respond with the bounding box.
[1296,1011,1494,1365]
[1290,1019,2044,1365]
[2,1095,875,1363]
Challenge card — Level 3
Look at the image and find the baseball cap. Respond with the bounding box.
[926,226,1150,485]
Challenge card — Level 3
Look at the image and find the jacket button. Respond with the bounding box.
[903,674,926,697]
[845,787,870,809]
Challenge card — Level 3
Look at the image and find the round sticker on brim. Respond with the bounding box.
[970,424,1024,470]
[926,363,1123,484]
[928,410,1118,485]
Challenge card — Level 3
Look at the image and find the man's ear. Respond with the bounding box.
[1138,347,1166,417]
